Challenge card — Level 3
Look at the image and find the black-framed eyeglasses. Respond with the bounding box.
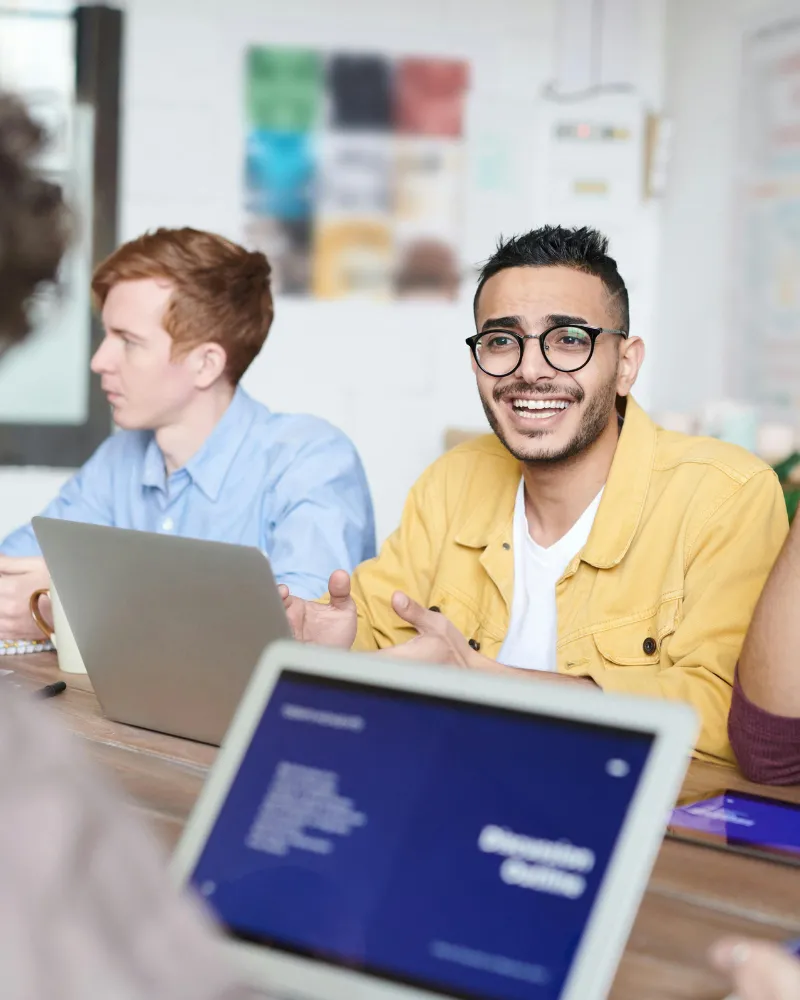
[466,324,628,377]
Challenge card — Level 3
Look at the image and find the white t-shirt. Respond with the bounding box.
[497,480,603,672]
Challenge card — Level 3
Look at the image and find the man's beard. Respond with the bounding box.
[479,373,618,465]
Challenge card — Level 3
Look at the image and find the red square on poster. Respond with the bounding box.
[394,58,469,138]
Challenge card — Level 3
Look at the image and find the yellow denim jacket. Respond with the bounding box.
[347,398,789,764]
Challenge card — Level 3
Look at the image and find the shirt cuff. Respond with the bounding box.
[729,670,800,785]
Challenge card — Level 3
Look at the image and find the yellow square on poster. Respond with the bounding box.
[312,219,394,300]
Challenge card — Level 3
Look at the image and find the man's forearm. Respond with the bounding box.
[738,515,800,716]
[489,656,596,687]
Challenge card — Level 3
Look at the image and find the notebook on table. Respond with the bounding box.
[0,639,54,655]
[173,640,698,1000]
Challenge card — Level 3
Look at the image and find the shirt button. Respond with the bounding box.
[503,542,511,551]
[469,639,481,651]
[428,606,441,613]
[161,517,174,532]
[643,637,657,656]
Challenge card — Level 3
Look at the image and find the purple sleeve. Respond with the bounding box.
[729,670,800,785]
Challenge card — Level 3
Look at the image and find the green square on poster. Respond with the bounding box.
[246,47,322,132]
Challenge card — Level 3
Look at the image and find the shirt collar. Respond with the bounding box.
[142,436,169,494]
[141,387,263,501]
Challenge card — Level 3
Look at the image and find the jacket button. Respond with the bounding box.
[643,637,657,656]
[503,542,511,550]
[469,639,481,651]
[428,606,440,613]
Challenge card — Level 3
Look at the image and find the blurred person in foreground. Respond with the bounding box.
[710,937,800,999]
[0,92,260,998]
[280,226,788,765]
[0,225,375,637]
[729,511,800,784]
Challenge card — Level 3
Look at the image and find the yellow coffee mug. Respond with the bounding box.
[30,585,86,674]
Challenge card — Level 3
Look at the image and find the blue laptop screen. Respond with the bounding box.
[190,670,654,1000]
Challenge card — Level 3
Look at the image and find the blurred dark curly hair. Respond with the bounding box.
[0,93,70,352]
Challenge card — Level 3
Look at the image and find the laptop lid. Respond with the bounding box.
[32,518,291,745]
[173,640,697,1000]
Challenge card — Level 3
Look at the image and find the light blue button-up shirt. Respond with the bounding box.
[1,388,376,599]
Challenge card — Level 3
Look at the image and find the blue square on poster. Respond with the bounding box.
[246,130,315,221]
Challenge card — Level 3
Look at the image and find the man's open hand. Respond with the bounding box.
[277,570,358,649]
[374,592,494,669]
[0,556,50,639]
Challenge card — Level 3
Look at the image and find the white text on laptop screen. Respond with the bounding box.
[190,670,654,1000]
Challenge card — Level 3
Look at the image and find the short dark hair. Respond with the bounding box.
[473,225,629,330]
[0,94,70,352]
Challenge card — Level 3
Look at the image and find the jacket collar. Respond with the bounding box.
[580,396,656,569]
[454,396,656,567]
[454,442,524,550]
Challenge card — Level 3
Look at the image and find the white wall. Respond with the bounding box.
[0,0,667,545]
[652,0,785,415]
[0,468,72,539]
[120,0,673,542]
[119,0,559,544]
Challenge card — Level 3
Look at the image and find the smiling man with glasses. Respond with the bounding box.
[281,225,787,764]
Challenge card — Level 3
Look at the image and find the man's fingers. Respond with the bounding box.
[328,569,352,609]
[391,591,443,634]
[709,938,754,974]
[373,636,429,661]
[0,556,46,576]
[373,644,416,659]
[709,937,800,999]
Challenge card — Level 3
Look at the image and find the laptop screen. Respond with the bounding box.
[190,669,654,1000]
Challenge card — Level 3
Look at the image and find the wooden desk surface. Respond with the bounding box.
[10,654,800,999]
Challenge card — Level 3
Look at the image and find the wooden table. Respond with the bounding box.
[11,654,800,999]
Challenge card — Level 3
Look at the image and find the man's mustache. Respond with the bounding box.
[493,381,584,403]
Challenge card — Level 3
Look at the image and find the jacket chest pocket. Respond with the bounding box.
[589,598,680,667]
[427,587,502,654]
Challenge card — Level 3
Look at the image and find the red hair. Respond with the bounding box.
[92,227,273,384]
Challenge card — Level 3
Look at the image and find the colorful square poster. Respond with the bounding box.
[244,129,316,295]
[393,138,463,299]
[244,47,323,294]
[312,132,394,299]
[312,219,394,300]
[316,133,392,216]
[394,58,469,138]
[243,46,469,300]
[245,130,315,220]
[246,48,322,132]
[326,54,392,131]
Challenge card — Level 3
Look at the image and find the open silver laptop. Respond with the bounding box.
[33,517,291,745]
[173,640,698,1000]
